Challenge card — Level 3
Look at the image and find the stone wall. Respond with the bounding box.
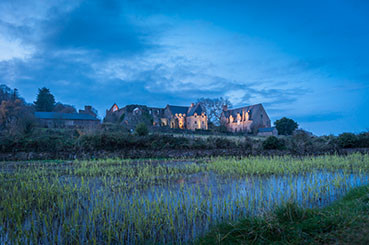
[186,113,208,130]
[38,119,99,128]
[221,104,271,134]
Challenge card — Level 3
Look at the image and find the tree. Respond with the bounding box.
[0,99,35,136]
[337,133,358,148]
[34,87,55,112]
[197,97,232,126]
[53,103,77,113]
[274,117,298,135]
[0,84,22,103]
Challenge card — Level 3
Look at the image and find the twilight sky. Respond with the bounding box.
[1,0,368,135]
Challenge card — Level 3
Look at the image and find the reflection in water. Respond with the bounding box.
[2,160,369,244]
[116,170,369,242]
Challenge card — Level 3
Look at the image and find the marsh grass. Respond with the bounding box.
[198,185,369,244]
[0,154,369,244]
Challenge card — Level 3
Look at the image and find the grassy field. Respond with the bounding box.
[1,154,369,244]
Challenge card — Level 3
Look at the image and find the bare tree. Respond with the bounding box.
[197,97,232,126]
[0,84,23,103]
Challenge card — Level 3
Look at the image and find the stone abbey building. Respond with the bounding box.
[105,103,208,131]
[221,103,272,133]
[105,102,272,134]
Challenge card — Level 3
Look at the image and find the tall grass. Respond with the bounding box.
[0,154,369,243]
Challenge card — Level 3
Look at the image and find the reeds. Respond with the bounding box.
[0,154,368,244]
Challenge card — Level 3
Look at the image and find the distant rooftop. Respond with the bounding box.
[35,112,99,121]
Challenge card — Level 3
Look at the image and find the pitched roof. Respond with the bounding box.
[258,127,276,132]
[187,103,205,116]
[35,112,99,121]
[109,103,119,112]
[167,105,189,115]
[223,104,262,119]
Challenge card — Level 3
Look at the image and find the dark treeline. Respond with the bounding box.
[0,84,76,137]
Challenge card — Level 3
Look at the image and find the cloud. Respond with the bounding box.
[42,0,157,57]
[0,35,35,61]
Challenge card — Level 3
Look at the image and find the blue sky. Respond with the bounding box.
[0,0,368,135]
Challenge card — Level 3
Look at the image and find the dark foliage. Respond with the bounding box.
[286,131,314,154]
[135,123,149,136]
[0,85,36,136]
[0,85,22,103]
[274,117,298,135]
[34,87,56,112]
[263,136,285,150]
[357,132,369,148]
[1,126,368,155]
[53,103,77,113]
[337,133,358,148]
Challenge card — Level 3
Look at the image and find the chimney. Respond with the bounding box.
[223,105,228,111]
[80,105,97,118]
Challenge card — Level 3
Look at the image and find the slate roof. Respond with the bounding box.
[258,127,276,132]
[167,105,189,115]
[223,104,262,119]
[35,112,99,121]
[187,103,205,116]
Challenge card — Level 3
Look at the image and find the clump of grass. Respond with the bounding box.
[197,186,369,244]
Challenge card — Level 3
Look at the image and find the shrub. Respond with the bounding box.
[311,135,338,153]
[206,137,235,148]
[337,133,358,148]
[263,136,285,150]
[135,123,149,136]
[287,132,313,154]
[240,136,253,151]
[357,132,369,148]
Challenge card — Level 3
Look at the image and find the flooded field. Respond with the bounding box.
[1,154,369,244]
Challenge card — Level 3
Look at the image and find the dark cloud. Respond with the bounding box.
[43,0,155,56]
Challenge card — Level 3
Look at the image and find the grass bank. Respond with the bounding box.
[198,185,369,244]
